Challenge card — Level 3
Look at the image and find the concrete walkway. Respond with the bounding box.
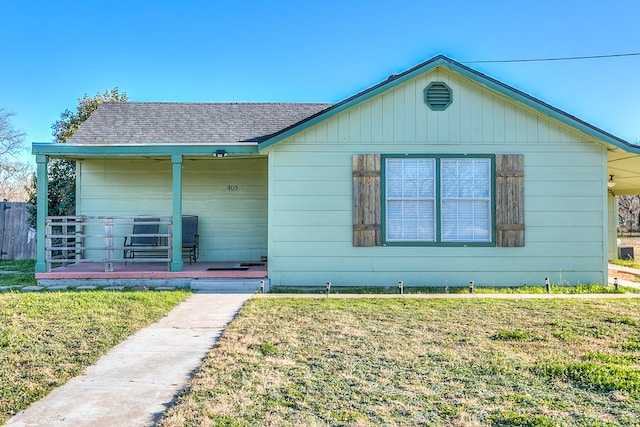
[608,262,640,289]
[5,293,252,427]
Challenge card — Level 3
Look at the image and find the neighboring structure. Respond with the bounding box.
[32,55,640,287]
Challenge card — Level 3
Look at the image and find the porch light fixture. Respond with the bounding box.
[608,175,616,188]
[215,149,227,158]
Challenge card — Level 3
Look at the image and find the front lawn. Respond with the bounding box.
[0,260,37,288]
[161,298,640,426]
[0,290,189,423]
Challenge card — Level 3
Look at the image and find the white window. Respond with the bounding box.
[385,158,436,242]
[384,156,492,244]
[440,158,491,242]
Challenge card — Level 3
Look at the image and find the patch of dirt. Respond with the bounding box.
[609,236,639,282]
[608,269,638,282]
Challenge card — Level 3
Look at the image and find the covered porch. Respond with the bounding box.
[607,144,640,260]
[32,145,269,279]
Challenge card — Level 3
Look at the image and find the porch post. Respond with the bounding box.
[35,155,48,273]
[171,154,184,271]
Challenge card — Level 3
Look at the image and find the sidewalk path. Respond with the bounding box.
[608,262,640,289]
[6,293,252,427]
[256,292,640,299]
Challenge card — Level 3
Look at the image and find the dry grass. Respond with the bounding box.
[160,298,640,426]
[0,291,189,423]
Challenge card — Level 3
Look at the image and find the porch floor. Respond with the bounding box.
[36,261,268,280]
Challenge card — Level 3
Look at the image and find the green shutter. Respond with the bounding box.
[353,154,381,247]
[495,154,525,247]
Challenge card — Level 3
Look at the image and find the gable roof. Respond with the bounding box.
[33,54,639,191]
[258,54,640,154]
[68,102,332,145]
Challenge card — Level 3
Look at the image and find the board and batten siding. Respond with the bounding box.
[77,157,268,261]
[267,67,608,287]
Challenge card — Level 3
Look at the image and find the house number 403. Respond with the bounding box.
[227,185,239,191]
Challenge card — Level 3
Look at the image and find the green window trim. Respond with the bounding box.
[381,154,496,247]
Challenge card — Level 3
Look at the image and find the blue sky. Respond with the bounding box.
[2,0,639,163]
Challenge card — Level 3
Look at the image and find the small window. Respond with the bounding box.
[424,82,452,111]
[383,155,493,245]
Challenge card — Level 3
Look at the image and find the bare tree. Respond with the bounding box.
[0,108,33,201]
[618,195,640,234]
[0,163,32,201]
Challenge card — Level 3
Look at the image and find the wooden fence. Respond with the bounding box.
[0,201,36,260]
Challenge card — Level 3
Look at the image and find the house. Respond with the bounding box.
[32,55,640,288]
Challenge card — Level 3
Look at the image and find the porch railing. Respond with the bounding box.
[45,216,172,272]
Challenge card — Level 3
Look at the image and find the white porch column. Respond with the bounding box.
[171,154,184,271]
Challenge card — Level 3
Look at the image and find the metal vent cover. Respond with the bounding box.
[424,81,452,111]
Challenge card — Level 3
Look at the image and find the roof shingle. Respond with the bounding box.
[68,102,332,145]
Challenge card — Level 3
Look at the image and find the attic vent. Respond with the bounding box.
[424,82,452,111]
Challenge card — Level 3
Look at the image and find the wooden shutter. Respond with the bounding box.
[353,154,381,247]
[495,154,525,247]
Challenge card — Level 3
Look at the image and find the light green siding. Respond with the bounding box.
[77,157,268,261]
[267,67,609,287]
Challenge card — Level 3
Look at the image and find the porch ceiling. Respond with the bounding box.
[608,147,640,195]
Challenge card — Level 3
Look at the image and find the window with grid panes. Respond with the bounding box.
[383,156,492,244]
